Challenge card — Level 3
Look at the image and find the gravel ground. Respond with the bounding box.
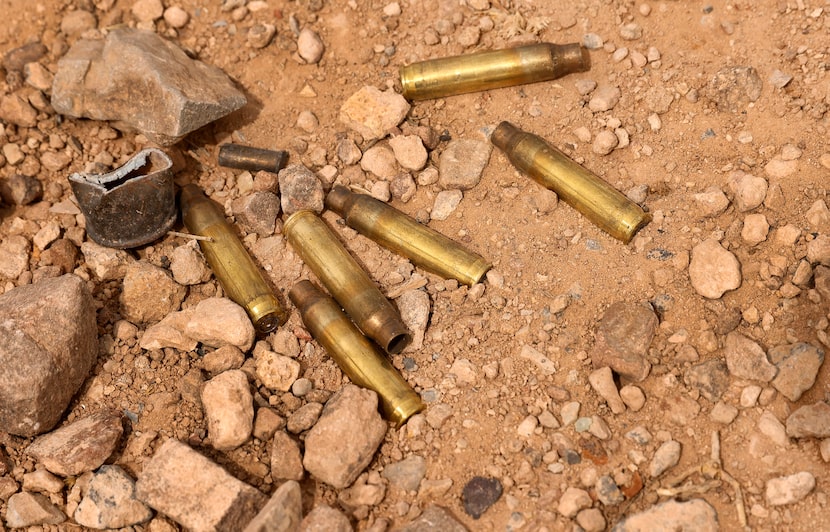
[1,0,829,530]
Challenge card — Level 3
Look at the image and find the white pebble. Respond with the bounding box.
[163,6,189,28]
[383,2,401,16]
[298,28,325,64]
[592,130,618,155]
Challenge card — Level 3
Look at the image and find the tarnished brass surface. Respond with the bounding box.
[217,143,288,174]
[180,184,287,334]
[400,43,590,100]
[69,148,176,249]
[326,185,491,286]
[290,280,424,427]
[491,121,651,243]
[283,210,412,354]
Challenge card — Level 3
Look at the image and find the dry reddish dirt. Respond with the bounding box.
[1,0,830,530]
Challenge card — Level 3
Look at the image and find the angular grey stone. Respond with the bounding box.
[51,29,246,145]
[382,455,426,493]
[596,475,624,506]
[431,190,463,221]
[5,492,66,527]
[270,430,304,481]
[438,139,491,190]
[135,439,267,532]
[692,186,730,218]
[0,235,30,280]
[337,478,386,512]
[233,191,281,236]
[186,297,256,351]
[120,261,186,325]
[770,343,824,401]
[0,274,97,436]
[707,66,763,113]
[201,370,254,451]
[588,85,621,112]
[684,359,730,402]
[590,301,656,382]
[80,241,133,280]
[724,331,777,382]
[339,86,410,142]
[287,402,323,434]
[300,504,352,532]
[3,42,47,72]
[612,499,718,531]
[808,235,830,266]
[303,385,387,489]
[278,164,325,215]
[26,410,123,476]
[649,440,681,478]
[243,480,302,532]
[689,239,742,299]
[0,174,42,205]
[396,289,430,352]
[0,94,37,127]
[766,472,815,506]
[75,465,153,529]
[786,402,830,439]
[399,505,467,532]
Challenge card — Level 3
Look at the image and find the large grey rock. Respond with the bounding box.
[786,402,830,439]
[398,505,467,532]
[770,343,824,401]
[0,274,97,436]
[74,465,153,529]
[612,498,718,531]
[120,261,186,325]
[5,492,66,527]
[135,439,267,532]
[590,301,656,382]
[438,139,491,190]
[26,410,123,476]
[243,480,302,532]
[300,504,353,531]
[51,28,246,145]
[303,385,388,489]
[724,331,777,382]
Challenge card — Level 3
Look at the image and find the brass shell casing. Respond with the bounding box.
[283,210,412,355]
[218,143,288,174]
[289,280,424,427]
[400,43,590,100]
[326,186,491,286]
[491,122,651,243]
[180,184,287,335]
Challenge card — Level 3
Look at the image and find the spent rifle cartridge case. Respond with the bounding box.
[283,210,412,354]
[218,144,288,174]
[491,121,651,243]
[180,184,287,334]
[399,42,590,100]
[326,185,491,286]
[290,280,424,427]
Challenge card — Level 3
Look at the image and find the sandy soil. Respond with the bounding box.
[1,0,829,530]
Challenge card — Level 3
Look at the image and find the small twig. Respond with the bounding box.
[385,275,428,299]
[168,231,213,242]
[658,431,748,530]
[710,430,748,529]
[657,479,721,498]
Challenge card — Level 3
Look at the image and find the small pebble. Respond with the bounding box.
[298,28,325,64]
[462,477,502,519]
[163,6,189,28]
[592,130,618,155]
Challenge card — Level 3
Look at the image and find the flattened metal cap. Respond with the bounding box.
[69,148,177,249]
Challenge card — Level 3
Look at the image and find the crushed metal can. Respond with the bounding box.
[69,148,176,249]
